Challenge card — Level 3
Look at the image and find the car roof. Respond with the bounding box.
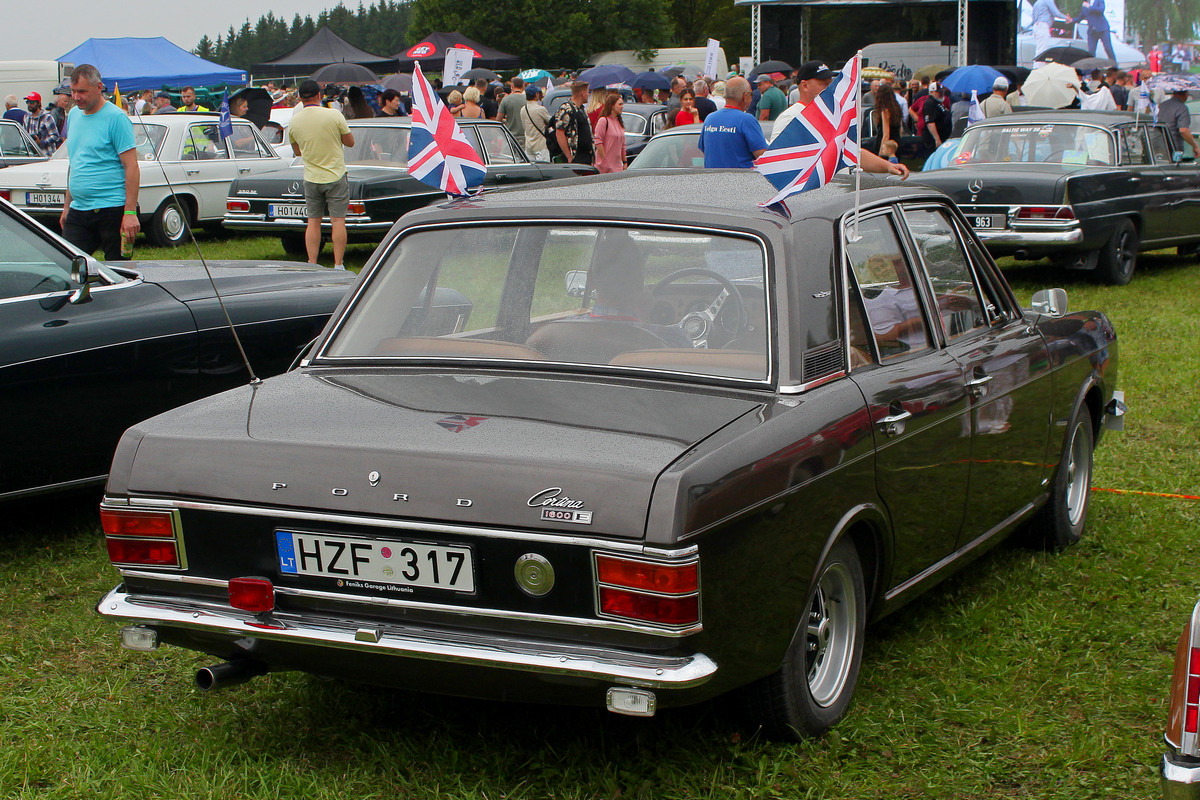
[976,109,1143,128]
[345,117,501,126]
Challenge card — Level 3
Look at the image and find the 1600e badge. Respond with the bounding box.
[528,487,593,525]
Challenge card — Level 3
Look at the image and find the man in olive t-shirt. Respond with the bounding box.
[755,75,787,122]
[288,80,355,268]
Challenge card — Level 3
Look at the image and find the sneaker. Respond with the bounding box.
[333,264,347,270]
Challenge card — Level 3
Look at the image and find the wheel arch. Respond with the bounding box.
[809,503,891,622]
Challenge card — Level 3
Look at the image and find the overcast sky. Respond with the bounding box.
[9,0,340,62]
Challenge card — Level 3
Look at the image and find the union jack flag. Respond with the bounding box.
[407,62,486,196]
[754,55,860,207]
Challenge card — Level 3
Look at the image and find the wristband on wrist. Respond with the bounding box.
[123,210,136,215]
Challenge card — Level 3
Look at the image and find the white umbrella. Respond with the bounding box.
[1024,63,1082,109]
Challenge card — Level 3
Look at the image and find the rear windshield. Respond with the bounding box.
[320,224,771,383]
[345,125,410,167]
[956,123,1114,166]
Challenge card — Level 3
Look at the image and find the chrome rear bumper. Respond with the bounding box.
[223,214,392,233]
[96,585,717,690]
[1162,746,1200,800]
[974,227,1084,246]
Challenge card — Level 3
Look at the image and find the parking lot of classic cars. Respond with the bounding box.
[93,170,1125,740]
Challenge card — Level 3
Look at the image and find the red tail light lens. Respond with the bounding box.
[1187,646,1200,735]
[0,189,10,202]
[229,577,275,613]
[599,587,699,625]
[596,555,698,594]
[347,201,366,215]
[1015,205,1075,220]
[106,537,179,567]
[226,199,250,212]
[101,508,176,538]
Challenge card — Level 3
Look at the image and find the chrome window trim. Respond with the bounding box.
[312,218,777,388]
[0,274,143,308]
[113,496,699,558]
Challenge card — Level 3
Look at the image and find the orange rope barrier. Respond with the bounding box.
[1092,487,1200,501]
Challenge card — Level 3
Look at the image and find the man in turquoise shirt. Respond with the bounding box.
[755,75,787,122]
[58,64,140,260]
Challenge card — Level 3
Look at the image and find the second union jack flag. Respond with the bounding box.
[754,55,860,207]
[407,62,486,196]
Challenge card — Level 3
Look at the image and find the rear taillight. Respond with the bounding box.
[0,189,10,202]
[594,554,699,627]
[1187,645,1200,736]
[228,577,275,613]
[101,506,184,568]
[1015,205,1075,220]
[1167,605,1200,755]
[226,199,250,212]
[347,201,366,215]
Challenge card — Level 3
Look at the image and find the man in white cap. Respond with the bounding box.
[980,76,1012,118]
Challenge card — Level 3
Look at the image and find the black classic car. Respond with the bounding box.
[0,198,356,501]
[98,171,1124,739]
[222,117,596,256]
[914,110,1200,284]
[1162,599,1200,799]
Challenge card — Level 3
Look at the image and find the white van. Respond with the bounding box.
[0,61,73,105]
[585,47,729,79]
[861,42,959,83]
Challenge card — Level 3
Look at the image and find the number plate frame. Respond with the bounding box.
[26,191,64,206]
[971,214,1005,230]
[268,203,308,219]
[275,530,475,593]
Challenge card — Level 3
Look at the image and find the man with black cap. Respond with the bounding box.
[288,79,355,269]
[152,92,176,114]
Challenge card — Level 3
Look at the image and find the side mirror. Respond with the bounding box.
[564,269,588,299]
[68,255,92,305]
[1030,288,1068,317]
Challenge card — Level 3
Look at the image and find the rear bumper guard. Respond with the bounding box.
[96,585,717,690]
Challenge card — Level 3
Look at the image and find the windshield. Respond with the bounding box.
[955,123,1114,166]
[628,132,704,170]
[345,124,410,167]
[321,224,770,382]
[51,123,166,162]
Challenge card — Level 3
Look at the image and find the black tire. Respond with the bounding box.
[742,537,866,740]
[280,233,315,257]
[1096,218,1138,285]
[1029,404,1094,551]
[147,199,190,247]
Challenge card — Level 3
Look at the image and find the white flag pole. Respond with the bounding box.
[850,50,863,243]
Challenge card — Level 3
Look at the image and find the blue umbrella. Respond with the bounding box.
[518,68,552,82]
[630,71,671,91]
[577,64,637,87]
[940,65,1005,98]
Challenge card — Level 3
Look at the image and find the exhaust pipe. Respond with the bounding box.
[195,660,267,692]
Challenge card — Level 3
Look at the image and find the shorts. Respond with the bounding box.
[303,174,350,219]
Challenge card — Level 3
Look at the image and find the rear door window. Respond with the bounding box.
[844,212,931,360]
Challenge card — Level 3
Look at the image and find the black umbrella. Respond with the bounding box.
[630,71,671,91]
[748,60,793,80]
[381,73,413,93]
[459,67,500,83]
[1034,45,1092,65]
[310,62,379,85]
[1072,56,1117,72]
[991,65,1032,86]
[228,87,272,129]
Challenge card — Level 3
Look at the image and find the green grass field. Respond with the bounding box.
[1,242,1197,799]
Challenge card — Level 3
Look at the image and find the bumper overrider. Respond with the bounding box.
[1163,743,1200,800]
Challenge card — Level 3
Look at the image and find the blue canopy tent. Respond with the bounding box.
[56,37,248,92]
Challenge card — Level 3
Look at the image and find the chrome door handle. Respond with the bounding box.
[239,167,251,173]
[877,409,912,437]
[185,169,199,175]
[966,373,993,398]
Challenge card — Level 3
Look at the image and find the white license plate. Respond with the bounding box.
[972,214,1004,229]
[26,191,64,206]
[275,530,474,592]
[268,203,308,218]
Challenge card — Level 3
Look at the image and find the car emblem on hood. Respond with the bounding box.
[968,179,984,194]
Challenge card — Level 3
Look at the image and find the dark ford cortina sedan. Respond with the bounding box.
[0,198,356,501]
[98,171,1125,739]
[914,110,1200,285]
[222,117,597,256]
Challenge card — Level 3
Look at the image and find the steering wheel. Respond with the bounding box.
[651,268,749,348]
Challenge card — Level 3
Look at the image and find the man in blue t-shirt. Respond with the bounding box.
[697,77,769,168]
[58,64,140,261]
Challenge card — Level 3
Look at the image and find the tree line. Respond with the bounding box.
[195,0,750,73]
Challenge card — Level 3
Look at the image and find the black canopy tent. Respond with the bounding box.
[253,26,396,77]
[393,32,520,72]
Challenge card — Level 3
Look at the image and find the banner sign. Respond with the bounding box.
[444,47,474,85]
[704,39,721,79]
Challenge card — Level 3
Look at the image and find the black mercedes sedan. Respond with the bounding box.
[0,198,356,501]
[223,118,597,256]
[914,110,1200,284]
[98,171,1123,740]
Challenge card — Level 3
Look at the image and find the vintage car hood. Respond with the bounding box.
[111,370,765,538]
[913,164,1074,205]
[0,157,68,189]
[121,260,357,302]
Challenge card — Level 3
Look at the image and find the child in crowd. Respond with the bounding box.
[879,139,900,164]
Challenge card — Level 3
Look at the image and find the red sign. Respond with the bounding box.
[453,43,483,57]
[407,42,435,58]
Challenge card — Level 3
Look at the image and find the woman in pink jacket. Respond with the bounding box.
[594,93,626,173]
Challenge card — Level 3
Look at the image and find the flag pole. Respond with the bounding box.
[850,49,863,243]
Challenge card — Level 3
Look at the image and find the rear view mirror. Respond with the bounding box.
[69,255,92,305]
[1030,288,1068,317]
[565,269,588,299]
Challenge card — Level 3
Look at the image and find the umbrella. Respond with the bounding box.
[460,67,500,83]
[630,71,671,91]
[914,63,954,82]
[940,64,1004,96]
[518,68,552,82]
[1072,57,1117,72]
[577,64,637,87]
[1024,63,1082,108]
[1146,72,1200,93]
[228,87,272,129]
[1034,45,1092,65]
[991,65,1032,86]
[380,73,412,93]
[310,62,378,85]
[663,64,701,81]
[748,59,793,80]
